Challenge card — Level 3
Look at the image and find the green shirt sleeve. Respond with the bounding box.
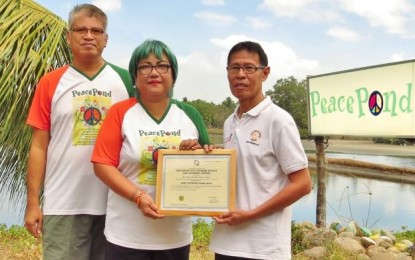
[172,99,211,145]
[108,62,135,98]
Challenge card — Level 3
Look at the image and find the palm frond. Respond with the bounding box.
[0,0,71,201]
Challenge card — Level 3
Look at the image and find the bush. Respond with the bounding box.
[298,128,309,139]
[372,137,410,145]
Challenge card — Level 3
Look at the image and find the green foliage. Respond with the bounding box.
[221,97,237,110]
[192,218,214,246]
[372,137,414,146]
[266,76,308,131]
[395,227,415,242]
[291,221,307,254]
[190,218,214,259]
[0,0,71,200]
[298,128,309,139]
[185,98,234,129]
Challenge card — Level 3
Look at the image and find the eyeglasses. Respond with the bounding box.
[226,65,266,74]
[70,27,105,36]
[137,64,171,75]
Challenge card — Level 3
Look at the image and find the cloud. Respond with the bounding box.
[211,34,319,86]
[194,11,237,26]
[259,0,342,23]
[91,0,122,12]
[175,52,231,103]
[259,0,315,17]
[202,0,225,7]
[259,0,415,35]
[337,0,414,34]
[389,52,405,62]
[327,26,361,41]
[246,17,273,29]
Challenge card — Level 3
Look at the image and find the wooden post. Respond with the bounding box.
[314,136,327,228]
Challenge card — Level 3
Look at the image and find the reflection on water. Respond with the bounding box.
[293,170,415,231]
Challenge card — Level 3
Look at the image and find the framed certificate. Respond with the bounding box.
[156,149,236,216]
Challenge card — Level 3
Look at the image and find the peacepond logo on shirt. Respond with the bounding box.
[138,129,181,137]
[71,88,112,97]
[72,89,112,146]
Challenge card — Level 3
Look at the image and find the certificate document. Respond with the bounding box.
[156,149,236,216]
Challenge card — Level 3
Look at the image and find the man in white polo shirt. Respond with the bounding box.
[209,41,312,260]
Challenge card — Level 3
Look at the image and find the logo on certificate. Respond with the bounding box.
[179,196,184,201]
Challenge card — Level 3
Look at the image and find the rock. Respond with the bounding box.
[396,253,412,260]
[380,230,397,244]
[361,237,376,248]
[357,253,370,260]
[330,222,345,233]
[359,226,372,237]
[394,242,409,252]
[338,231,355,238]
[370,252,398,260]
[334,236,365,254]
[302,228,337,247]
[371,233,381,240]
[346,221,358,235]
[301,221,316,231]
[302,246,326,259]
[378,239,392,249]
[371,229,381,236]
[367,245,388,257]
[292,222,415,260]
[388,246,402,253]
[380,235,393,244]
[400,240,413,247]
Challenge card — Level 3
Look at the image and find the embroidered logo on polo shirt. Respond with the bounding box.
[250,130,261,141]
[246,130,261,146]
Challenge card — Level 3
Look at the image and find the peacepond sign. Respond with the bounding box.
[307,59,414,137]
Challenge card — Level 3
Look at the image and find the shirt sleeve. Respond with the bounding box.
[173,100,211,145]
[26,66,68,130]
[277,121,308,174]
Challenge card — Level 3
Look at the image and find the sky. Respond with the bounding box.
[35,0,415,104]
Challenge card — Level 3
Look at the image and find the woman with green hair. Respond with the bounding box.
[92,39,211,259]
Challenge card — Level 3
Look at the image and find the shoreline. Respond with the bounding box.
[307,156,415,184]
[301,139,415,157]
[303,139,415,184]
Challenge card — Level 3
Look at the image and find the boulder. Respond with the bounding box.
[334,237,365,254]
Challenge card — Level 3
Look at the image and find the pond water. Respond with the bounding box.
[293,170,415,231]
[1,153,415,231]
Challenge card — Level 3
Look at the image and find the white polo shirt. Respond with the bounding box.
[209,97,308,260]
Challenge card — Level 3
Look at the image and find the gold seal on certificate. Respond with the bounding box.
[155,149,236,216]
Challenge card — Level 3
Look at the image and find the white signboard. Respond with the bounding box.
[307,60,414,137]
